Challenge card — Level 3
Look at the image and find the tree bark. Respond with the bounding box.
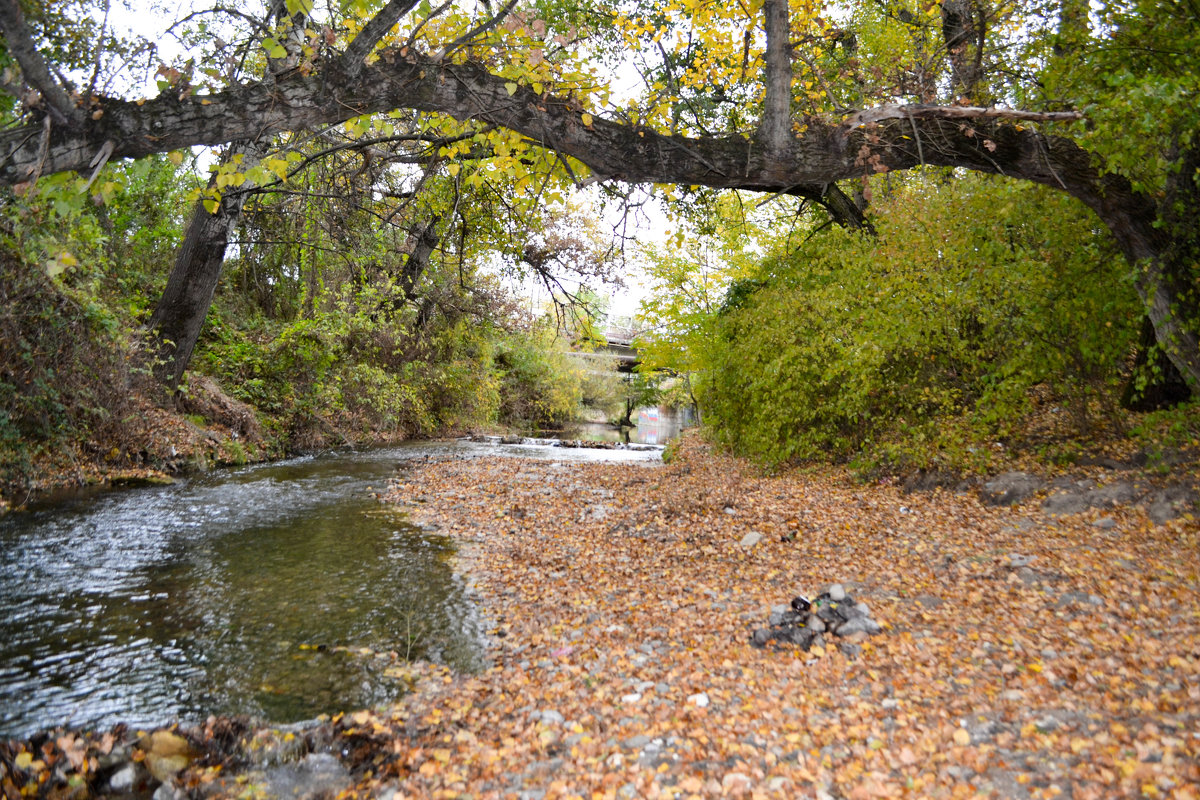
[940,0,984,99]
[0,0,81,126]
[759,0,792,159]
[147,141,263,389]
[398,215,442,301]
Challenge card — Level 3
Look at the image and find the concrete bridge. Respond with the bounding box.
[573,325,641,372]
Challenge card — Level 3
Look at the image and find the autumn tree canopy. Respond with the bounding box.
[1,0,1197,385]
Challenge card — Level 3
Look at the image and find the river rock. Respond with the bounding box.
[263,752,350,800]
[108,762,152,794]
[750,584,883,652]
[739,531,764,548]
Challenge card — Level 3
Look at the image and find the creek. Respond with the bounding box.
[0,438,661,738]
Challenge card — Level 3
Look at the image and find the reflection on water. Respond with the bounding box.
[574,406,696,445]
[635,405,695,445]
[0,439,659,737]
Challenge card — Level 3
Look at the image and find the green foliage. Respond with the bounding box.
[649,174,1142,470]
[1028,0,1200,197]
[1129,401,1200,472]
[494,324,583,429]
[0,232,143,491]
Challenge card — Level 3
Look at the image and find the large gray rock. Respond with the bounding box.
[1041,491,1092,516]
[1091,481,1138,508]
[980,472,1043,506]
[1145,486,1198,525]
[1044,480,1141,516]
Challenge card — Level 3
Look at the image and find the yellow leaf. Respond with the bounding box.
[168,151,184,165]
[581,112,594,127]
[505,82,518,96]
[953,729,971,746]
[14,752,32,770]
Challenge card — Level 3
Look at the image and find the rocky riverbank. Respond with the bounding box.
[3,435,1198,799]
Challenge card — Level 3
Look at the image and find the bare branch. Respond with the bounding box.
[842,103,1083,132]
[403,0,454,50]
[438,0,518,57]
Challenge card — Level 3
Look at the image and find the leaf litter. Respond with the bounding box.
[361,436,1200,799]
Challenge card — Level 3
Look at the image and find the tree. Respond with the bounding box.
[1,0,1197,386]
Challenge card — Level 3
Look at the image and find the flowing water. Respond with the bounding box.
[0,439,660,738]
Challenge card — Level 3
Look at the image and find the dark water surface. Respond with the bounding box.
[0,439,660,737]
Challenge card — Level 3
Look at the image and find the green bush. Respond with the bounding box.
[0,234,144,490]
[495,325,583,429]
[698,175,1141,470]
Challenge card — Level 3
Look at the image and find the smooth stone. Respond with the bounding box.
[739,531,764,547]
[108,763,149,794]
[828,584,847,602]
[837,617,871,636]
[264,753,350,800]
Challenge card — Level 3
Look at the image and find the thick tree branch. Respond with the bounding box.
[759,0,792,158]
[0,45,1189,380]
[339,0,421,78]
[0,0,82,125]
[0,58,1108,202]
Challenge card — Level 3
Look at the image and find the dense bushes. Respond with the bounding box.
[657,175,1149,471]
[0,236,150,491]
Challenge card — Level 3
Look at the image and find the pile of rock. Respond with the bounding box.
[750,583,882,653]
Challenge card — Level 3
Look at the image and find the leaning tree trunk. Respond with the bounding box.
[146,0,307,390]
[147,141,263,390]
